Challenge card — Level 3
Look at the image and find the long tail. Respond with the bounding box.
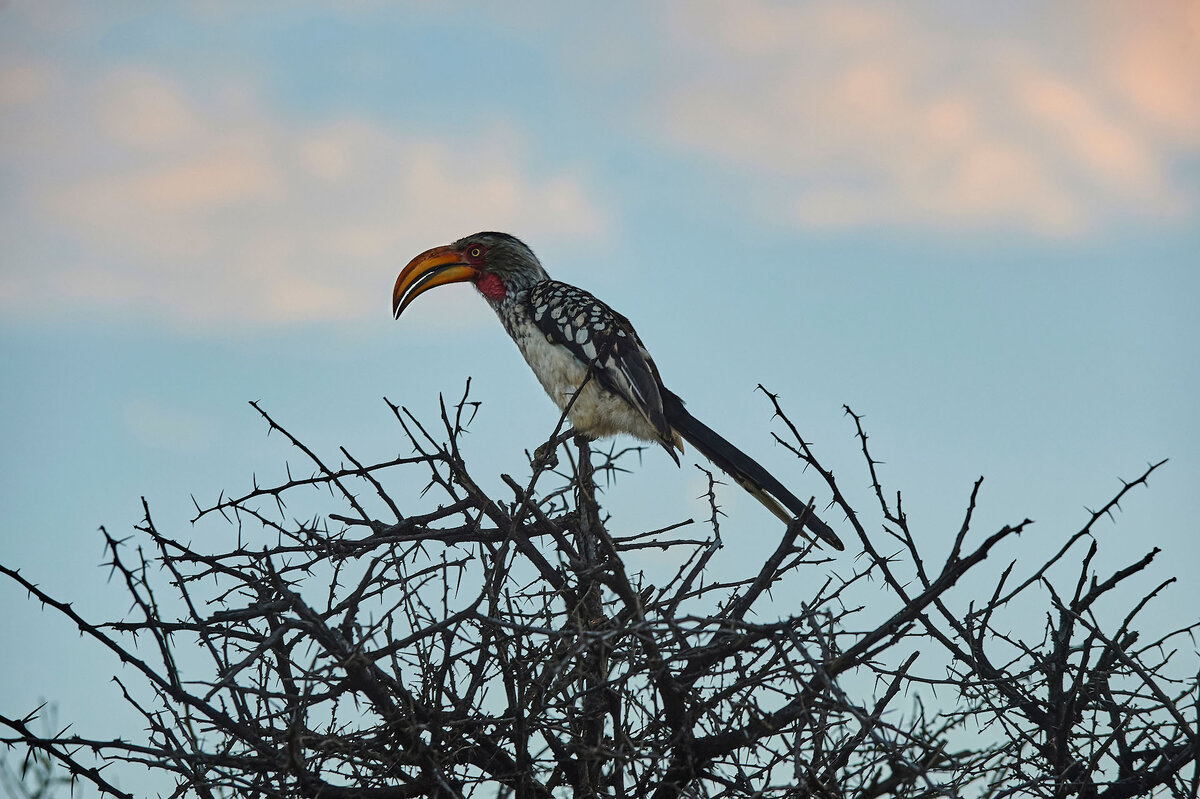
[662,391,844,550]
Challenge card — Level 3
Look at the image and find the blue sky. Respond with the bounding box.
[2,0,1198,788]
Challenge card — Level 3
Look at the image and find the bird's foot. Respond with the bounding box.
[532,429,577,471]
[532,441,559,471]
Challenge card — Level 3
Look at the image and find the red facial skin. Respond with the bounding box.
[475,271,506,300]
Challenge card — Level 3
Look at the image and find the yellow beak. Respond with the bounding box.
[392,245,479,319]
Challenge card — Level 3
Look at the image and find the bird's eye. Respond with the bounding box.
[467,246,483,260]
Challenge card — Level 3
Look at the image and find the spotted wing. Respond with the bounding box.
[528,280,673,443]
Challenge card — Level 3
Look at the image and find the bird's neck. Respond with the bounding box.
[474,264,549,309]
[480,273,546,339]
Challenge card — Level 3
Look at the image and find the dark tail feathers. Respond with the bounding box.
[663,391,844,551]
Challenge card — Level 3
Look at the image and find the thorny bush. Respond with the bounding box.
[1,382,1195,798]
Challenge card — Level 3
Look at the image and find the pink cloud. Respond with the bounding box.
[94,69,203,151]
[657,1,1199,235]
[1,67,609,328]
[1108,0,1200,142]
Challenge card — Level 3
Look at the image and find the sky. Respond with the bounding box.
[1,0,1198,791]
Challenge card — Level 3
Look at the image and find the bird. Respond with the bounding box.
[392,232,843,550]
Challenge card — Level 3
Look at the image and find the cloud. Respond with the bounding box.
[655,1,1199,235]
[0,66,609,328]
[1107,1,1200,142]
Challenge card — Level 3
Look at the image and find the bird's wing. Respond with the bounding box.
[529,280,673,442]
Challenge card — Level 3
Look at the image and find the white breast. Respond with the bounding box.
[512,328,663,442]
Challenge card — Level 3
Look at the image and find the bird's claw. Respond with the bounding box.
[532,441,560,470]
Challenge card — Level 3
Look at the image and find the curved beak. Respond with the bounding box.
[392,245,479,319]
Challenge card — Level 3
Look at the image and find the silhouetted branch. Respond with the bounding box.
[1,383,1193,798]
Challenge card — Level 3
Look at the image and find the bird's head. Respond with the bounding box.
[392,232,546,319]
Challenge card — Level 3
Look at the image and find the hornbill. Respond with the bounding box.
[392,232,843,550]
